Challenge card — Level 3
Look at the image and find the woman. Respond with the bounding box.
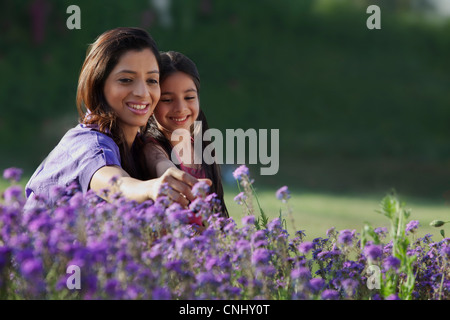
[25,27,205,209]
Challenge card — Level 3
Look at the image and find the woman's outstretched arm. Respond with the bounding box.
[90,165,209,207]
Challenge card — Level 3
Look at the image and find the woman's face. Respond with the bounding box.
[103,49,160,140]
[153,71,200,140]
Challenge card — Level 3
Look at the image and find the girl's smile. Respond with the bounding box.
[169,114,190,124]
[153,71,200,141]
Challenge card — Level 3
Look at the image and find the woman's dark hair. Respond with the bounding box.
[76,27,161,179]
[146,51,229,218]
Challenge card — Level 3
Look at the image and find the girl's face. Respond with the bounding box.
[103,49,160,140]
[153,71,200,139]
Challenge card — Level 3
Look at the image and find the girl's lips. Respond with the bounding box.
[126,102,150,115]
[169,115,190,125]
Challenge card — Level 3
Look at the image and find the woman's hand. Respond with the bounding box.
[90,165,211,206]
[150,167,212,207]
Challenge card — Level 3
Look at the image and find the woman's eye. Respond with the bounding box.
[186,96,196,100]
[147,79,159,85]
[118,78,132,83]
[160,98,172,103]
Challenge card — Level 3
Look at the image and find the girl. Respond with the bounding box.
[25,28,204,209]
[143,51,228,219]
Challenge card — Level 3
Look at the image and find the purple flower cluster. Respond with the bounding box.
[1,166,449,300]
[275,186,291,203]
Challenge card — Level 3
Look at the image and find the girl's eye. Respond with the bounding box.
[118,78,132,83]
[185,96,196,100]
[160,98,172,103]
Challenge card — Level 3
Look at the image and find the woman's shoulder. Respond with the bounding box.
[63,124,118,150]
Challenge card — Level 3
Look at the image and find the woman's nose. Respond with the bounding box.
[133,80,150,98]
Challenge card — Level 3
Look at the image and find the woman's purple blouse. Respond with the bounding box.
[25,124,121,208]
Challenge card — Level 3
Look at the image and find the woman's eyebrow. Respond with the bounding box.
[116,69,160,74]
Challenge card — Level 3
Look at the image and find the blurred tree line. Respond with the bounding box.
[1,0,450,198]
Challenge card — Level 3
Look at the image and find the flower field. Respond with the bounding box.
[0,166,449,300]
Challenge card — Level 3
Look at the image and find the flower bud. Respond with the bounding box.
[429,220,446,227]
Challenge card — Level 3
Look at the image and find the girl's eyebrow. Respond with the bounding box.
[116,69,160,74]
[161,88,197,95]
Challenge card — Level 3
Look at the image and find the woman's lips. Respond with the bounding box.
[126,103,150,115]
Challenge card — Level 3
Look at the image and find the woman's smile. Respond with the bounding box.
[126,102,151,115]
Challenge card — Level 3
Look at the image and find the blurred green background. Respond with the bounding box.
[2,0,450,204]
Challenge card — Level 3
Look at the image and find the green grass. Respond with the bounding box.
[223,185,450,241]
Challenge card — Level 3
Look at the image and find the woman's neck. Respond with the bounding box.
[122,125,140,150]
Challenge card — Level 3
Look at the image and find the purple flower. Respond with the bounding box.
[267,218,282,232]
[3,167,23,182]
[176,238,194,254]
[242,215,255,226]
[386,294,400,300]
[441,245,450,259]
[157,182,171,197]
[232,165,249,180]
[192,181,210,198]
[291,267,311,280]
[69,192,85,208]
[233,192,247,205]
[105,278,121,297]
[326,227,336,237]
[308,278,325,293]
[338,229,355,246]
[49,185,66,199]
[321,289,340,300]
[3,185,23,203]
[341,279,358,296]
[251,248,271,265]
[405,220,420,235]
[20,258,43,279]
[189,198,207,213]
[275,186,291,202]
[383,256,401,271]
[374,227,388,236]
[152,287,171,300]
[363,244,383,261]
[298,241,315,254]
[166,204,189,225]
[196,272,220,287]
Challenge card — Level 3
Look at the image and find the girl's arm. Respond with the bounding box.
[90,165,203,207]
[143,142,178,178]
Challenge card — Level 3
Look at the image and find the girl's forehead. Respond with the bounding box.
[161,72,196,88]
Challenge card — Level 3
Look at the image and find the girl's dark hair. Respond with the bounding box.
[76,27,161,179]
[146,51,229,218]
